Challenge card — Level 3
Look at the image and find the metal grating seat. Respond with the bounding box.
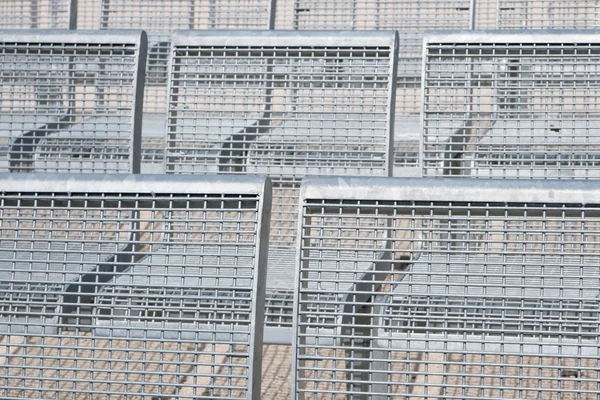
[94,245,256,341]
[165,30,397,343]
[98,0,275,173]
[497,0,600,29]
[293,0,472,31]
[0,173,269,399]
[293,176,600,399]
[0,0,75,29]
[0,30,146,174]
[423,31,600,179]
[292,0,474,176]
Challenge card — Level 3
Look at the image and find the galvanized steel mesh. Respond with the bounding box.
[100,0,273,30]
[0,174,269,399]
[98,0,274,174]
[293,176,600,399]
[291,0,600,31]
[274,0,295,29]
[0,0,74,29]
[422,32,600,179]
[292,0,473,176]
[497,0,600,29]
[166,31,396,335]
[0,30,145,174]
[166,30,396,246]
[472,0,498,30]
[292,0,473,31]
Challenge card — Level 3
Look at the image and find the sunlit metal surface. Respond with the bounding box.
[0,173,270,399]
[292,0,473,176]
[0,30,146,173]
[0,0,76,29]
[422,31,600,179]
[497,0,600,29]
[98,0,275,173]
[166,30,397,343]
[294,175,600,399]
[293,0,472,30]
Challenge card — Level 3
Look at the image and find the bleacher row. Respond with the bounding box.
[0,1,600,399]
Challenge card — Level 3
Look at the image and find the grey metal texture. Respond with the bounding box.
[0,29,146,174]
[291,0,473,176]
[167,30,397,343]
[0,173,270,399]
[0,0,77,29]
[99,0,274,173]
[293,175,600,399]
[497,0,600,29]
[422,30,600,179]
[292,0,473,31]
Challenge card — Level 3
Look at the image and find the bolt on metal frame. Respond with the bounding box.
[98,0,275,173]
[293,175,600,399]
[0,29,146,174]
[291,0,474,177]
[422,31,600,179]
[0,0,77,29]
[166,30,397,344]
[0,173,270,399]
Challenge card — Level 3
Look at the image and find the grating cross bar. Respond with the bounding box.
[497,0,600,29]
[0,0,76,29]
[293,176,600,399]
[0,29,146,174]
[292,0,473,176]
[0,173,270,399]
[167,30,397,343]
[423,30,600,180]
[98,0,274,173]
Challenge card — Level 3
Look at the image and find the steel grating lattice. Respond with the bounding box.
[0,0,75,29]
[99,0,275,173]
[497,0,600,29]
[293,0,473,31]
[0,173,270,399]
[166,30,397,342]
[0,30,146,174]
[292,0,473,176]
[422,31,600,179]
[293,175,600,399]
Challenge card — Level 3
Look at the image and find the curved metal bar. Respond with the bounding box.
[8,116,74,172]
[441,112,495,176]
[339,238,412,395]
[218,55,274,173]
[217,115,271,173]
[62,209,173,322]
